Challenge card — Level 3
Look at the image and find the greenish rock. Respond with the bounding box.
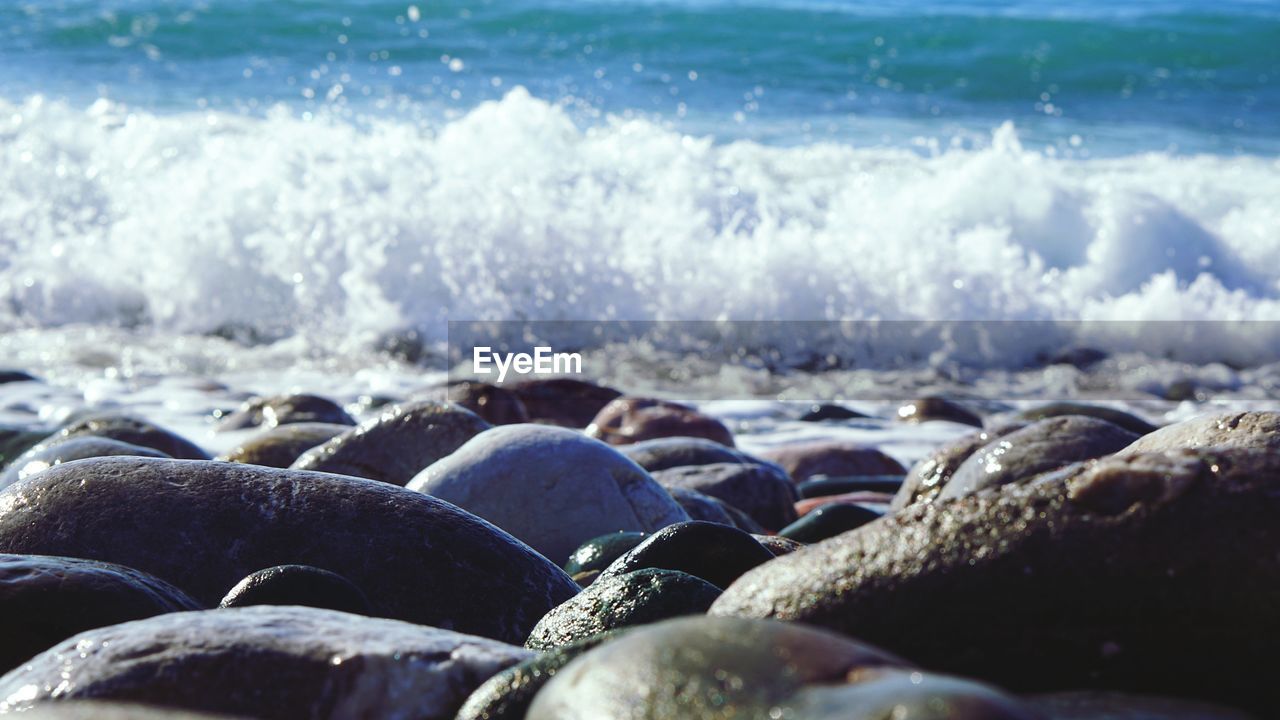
[563,532,648,576]
[292,400,490,486]
[457,631,627,720]
[524,569,721,650]
[779,503,882,544]
[597,521,774,590]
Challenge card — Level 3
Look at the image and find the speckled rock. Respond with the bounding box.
[1013,402,1159,436]
[586,397,734,447]
[651,462,797,531]
[896,395,983,426]
[407,425,689,563]
[527,616,1037,720]
[1118,410,1280,456]
[753,534,805,556]
[940,416,1138,500]
[596,521,774,590]
[524,569,721,650]
[760,440,907,481]
[219,565,371,615]
[217,423,350,469]
[892,421,1029,510]
[563,532,648,576]
[457,631,626,720]
[216,394,355,432]
[508,378,621,428]
[52,414,209,460]
[1028,691,1258,719]
[292,400,491,486]
[447,382,530,425]
[0,457,578,644]
[0,606,533,719]
[619,437,769,473]
[666,487,736,526]
[779,503,882,543]
[2,702,241,719]
[0,437,169,491]
[712,448,1280,709]
[0,554,200,674]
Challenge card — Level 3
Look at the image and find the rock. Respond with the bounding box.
[562,532,648,576]
[0,425,49,470]
[753,534,805,556]
[896,395,983,427]
[711,448,1280,709]
[219,565,371,615]
[1029,691,1258,719]
[798,403,869,421]
[796,491,895,516]
[586,397,734,447]
[457,631,626,720]
[892,420,1029,510]
[291,400,490,486]
[1012,402,1158,436]
[716,498,767,534]
[0,370,38,384]
[407,425,689,564]
[52,414,209,460]
[507,377,621,428]
[596,521,775,590]
[216,423,350,468]
[940,416,1139,500]
[666,486,736,526]
[3,702,239,719]
[0,438,169,491]
[797,475,905,499]
[216,394,355,432]
[760,440,907,481]
[447,382,530,425]
[779,503,882,543]
[651,462,797,531]
[1046,346,1109,369]
[527,616,1037,719]
[0,554,200,674]
[0,457,578,644]
[0,606,533,719]
[1119,411,1280,456]
[619,437,768,473]
[524,569,721,650]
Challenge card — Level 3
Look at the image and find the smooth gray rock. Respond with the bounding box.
[0,606,533,719]
[0,457,578,644]
[619,437,769,473]
[292,400,490,485]
[408,425,689,564]
[651,462,797,531]
[0,437,169,491]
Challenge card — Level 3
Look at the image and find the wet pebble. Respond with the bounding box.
[219,564,371,615]
[651,461,797,531]
[586,396,734,447]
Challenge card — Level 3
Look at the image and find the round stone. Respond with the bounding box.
[586,397,734,447]
[651,462,797,531]
[447,382,530,425]
[52,414,209,460]
[619,437,769,473]
[507,377,622,429]
[563,532,648,577]
[0,437,169,491]
[216,394,355,432]
[217,422,350,468]
[892,421,1028,510]
[896,396,983,427]
[1119,410,1280,456]
[761,440,907,481]
[779,503,882,544]
[219,565,372,615]
[1013,402,1158,436]
[596,521,775,590]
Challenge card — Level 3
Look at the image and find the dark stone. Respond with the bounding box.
[291,400,490,486]
[652,462,797,531]
[761,440,907,481]
[892,421,1028,510]
[797,475,905,499]
[597,521,775,590]
[563,532,648,576]
[1014,402,1159,436]
[1,437,169,491]
[718,500,767,534]
[753,534,805,556]
[457,631,627,720]
[447,382,530,425]
[798,403,869,422]
[524,569,721,650]
[586,397,734,447]
[217,423,350,468]
[52,414,209,460]
[712,448,1280,710]
[216,394,355,432]
[666,487,736,526]
[779,503,882,544]
[0,606,532,719]
[1029,691,1258,719]
[0,553,201,674]
[0,425,49,470]
[941,416,1138,500]
[619,437,769,473]
[527,616,1038,720]
[0,370,38,385]
[1046,347,1108,369]
[797,491,894,515]
[896,395,983,427]
[219,565,371,615]
[508,378,622,428]
[0,457,578,644]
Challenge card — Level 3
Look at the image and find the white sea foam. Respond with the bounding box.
[2,89,1279,369]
